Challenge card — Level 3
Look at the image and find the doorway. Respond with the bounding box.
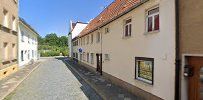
[96,53,102,75]
[188,56,203,100]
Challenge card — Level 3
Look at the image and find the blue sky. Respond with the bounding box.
[19,0,114,37]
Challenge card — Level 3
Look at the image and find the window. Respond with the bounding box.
[87,35,89,44]
[32,50,34,58]
[28,35,30,43]
[83,37,86,45]
[97,32,100,43]
[91,53,94,64]
[83,52,85,61]
[87,53,89,63]
[105,27,109,34]
[135,57,154,85]
[12,44,16,59]
[21,31,25,42]
[91,34,93,44]
[124,19,132,37]
[12,16,16,31]
[80,38,82,45]
[146,7,159,32]
[32,38,34,44]
[3,43,8,60]
[80,54,82,61]
[104,54,110,61]
[21,51,24,61]
[28,50,30,60]
[3,9,8,27]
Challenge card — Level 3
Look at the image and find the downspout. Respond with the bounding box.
[175,0,180,99]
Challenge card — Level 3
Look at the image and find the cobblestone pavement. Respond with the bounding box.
[63,58,143,100]
[4,58,101,100]
[0,62,41,100]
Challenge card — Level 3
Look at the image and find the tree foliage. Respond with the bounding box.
[38,33,69,57]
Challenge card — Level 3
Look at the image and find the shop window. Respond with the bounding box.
[135,57,154,85]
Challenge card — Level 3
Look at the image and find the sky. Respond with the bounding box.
[19,0,114,37]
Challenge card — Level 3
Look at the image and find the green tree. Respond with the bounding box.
[45,33,59,46]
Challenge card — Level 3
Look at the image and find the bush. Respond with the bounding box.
[40,51,60,57]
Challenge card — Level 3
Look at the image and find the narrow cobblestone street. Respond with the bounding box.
[4,58,101,100]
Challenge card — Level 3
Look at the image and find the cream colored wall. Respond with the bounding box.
[0,0,18,29]
[73,0,176,99]
[0,0,18,67]
[102,0,176,99]
[73,30,102,68]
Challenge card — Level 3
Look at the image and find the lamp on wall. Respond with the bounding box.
[184,65,194,77]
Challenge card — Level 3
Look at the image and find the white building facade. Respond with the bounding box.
[68,21,87,57]
[18,18,39,68]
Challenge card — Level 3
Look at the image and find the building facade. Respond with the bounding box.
[0,0,19,80]
[179,0,203,100]
[68,21,87,58]
[18,18,39,68]
[71,0,176,100]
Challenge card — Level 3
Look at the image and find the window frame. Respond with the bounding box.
[91,53,94,64]
[123,18,132,37]
[96,32,101,43]
[91,34,93,44]
[146,7,160,33]
[105,27,110,34]
[3,9,9,28]
[135,57,154,85]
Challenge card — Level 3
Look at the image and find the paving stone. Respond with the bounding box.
[4,57,101,100]
[65,58,141,100]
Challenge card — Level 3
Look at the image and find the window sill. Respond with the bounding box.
[144,30,160,35]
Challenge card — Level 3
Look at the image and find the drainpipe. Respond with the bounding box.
[175,0,180,99]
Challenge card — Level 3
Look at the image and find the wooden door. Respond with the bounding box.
[188,57,203,100]
[96,54,102,75]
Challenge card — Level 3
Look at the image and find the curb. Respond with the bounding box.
[0,62,42,100]
[63,59,107,100]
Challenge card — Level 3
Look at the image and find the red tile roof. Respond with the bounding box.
[79,0,143,37]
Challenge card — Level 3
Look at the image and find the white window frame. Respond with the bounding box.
[124,18,132,37]
[21,31,25,42]
[146,7,160,33]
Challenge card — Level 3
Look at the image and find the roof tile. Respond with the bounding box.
[79,0,141,37]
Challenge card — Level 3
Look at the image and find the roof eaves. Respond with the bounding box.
[79,0,149,38]
[19,17,40,36]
